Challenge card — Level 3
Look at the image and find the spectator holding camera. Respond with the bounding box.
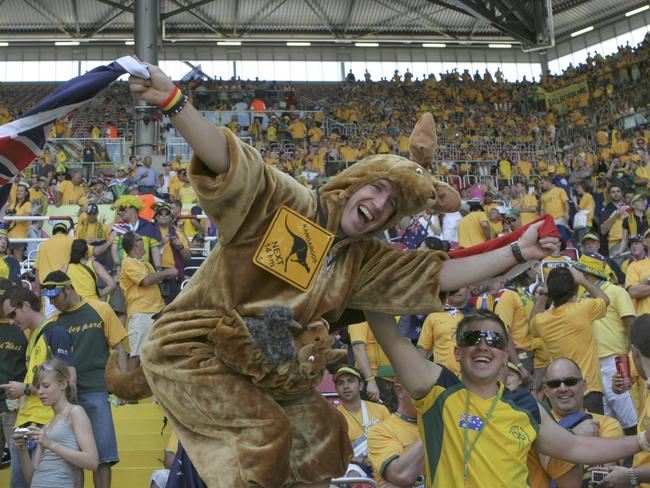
[0,286,75,488]
[12,358,98,488]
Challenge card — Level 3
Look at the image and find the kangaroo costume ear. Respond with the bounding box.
[409,112,461,213]
[409,112,437,170]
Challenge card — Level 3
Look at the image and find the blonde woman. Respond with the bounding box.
[12,358,98,488]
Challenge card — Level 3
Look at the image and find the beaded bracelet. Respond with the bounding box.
[159,86,182,111]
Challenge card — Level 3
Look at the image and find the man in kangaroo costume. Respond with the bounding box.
[107,63,557,488]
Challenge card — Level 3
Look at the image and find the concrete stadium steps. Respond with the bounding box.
[0,401,171,488]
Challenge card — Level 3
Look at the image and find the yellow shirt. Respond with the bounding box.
[288,121,307,139]
[593,282,636,358]
[578,193,596,227]
[74,219,108,241]
[57,180,87,205]
[457,211,488,248]
[488,219,503,238]
[517,160,533,176]
[34,234,74,280]
[67,260,100,300]
[527,447,575,488]
[178,184,198,205]
[339,146,358,162]
[512,194,538,225]
[8,202,32,238]
[308,127,322,144]
[417,310,463,376]
[415,376,539,488]
[540,255,573,279]
[337,400,390,443]
[626,259,650,315]
[160,227,190,269]
[540,187,567,220]
[16,320,70,426]
[367,414,422,485]
[498,159,512,179]
[348,322,394,380]
[494,289,532,350]
[119,256,166,318]
[531,299,607,394]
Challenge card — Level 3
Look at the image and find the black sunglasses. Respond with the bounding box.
[157,211,171,216]
[545,377,582,389]
[458,330,507,350]
[6,308,17,319]
[117,206,128,212]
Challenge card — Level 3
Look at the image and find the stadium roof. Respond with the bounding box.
[0,0,647,49]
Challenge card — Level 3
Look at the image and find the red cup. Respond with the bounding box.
[615,355,632,388]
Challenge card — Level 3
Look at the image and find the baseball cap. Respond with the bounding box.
[507,362,522,377]
[644,229,650,239]
[41,271,72,298]
[333,366,363,382]
[85,203,99,215]
[630,234,644,244]
[581,232,600,243]
[192,233,205,242]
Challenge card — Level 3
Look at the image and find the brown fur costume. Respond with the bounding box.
[106,113,459,487]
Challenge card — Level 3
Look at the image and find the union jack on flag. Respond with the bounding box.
[0,56,149,205]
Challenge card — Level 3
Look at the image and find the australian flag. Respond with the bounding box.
[400,219,428,249]
[0,56,150,206]
[459,413,485,431]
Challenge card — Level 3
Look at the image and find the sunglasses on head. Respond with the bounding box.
[458,329,507,350]
[545,377,581,389]
[42,284,65,291]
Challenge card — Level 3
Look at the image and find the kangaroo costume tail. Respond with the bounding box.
[105,352,152,400]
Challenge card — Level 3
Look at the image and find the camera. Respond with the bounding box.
[590,470,608,484]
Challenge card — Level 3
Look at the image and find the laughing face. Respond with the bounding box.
[339,179,398,238]
[455,319,509,385]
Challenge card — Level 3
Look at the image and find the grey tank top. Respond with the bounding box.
[31,412,81,488]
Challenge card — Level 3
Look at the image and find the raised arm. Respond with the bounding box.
[129,63,230,176]
[364,311,440,400]
[438,220,557,292]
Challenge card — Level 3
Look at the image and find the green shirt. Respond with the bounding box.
[55,299,127,393]
[0,319,28,412]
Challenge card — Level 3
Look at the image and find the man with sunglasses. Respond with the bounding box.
[365,309,650,488]
[152,203,191,304]
[542,358,624,485]
[0,286,74,488]
[40,270,127,488]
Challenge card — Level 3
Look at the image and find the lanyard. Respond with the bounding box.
[463,387,501,483]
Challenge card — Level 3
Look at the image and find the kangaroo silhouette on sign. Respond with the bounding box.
[284,216,311,273]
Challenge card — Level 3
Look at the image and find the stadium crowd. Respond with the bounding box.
[0,33,648,488]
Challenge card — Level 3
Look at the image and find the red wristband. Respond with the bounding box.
[159,86,181,111]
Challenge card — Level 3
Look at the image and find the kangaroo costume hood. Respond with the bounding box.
[106,113,459,488]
